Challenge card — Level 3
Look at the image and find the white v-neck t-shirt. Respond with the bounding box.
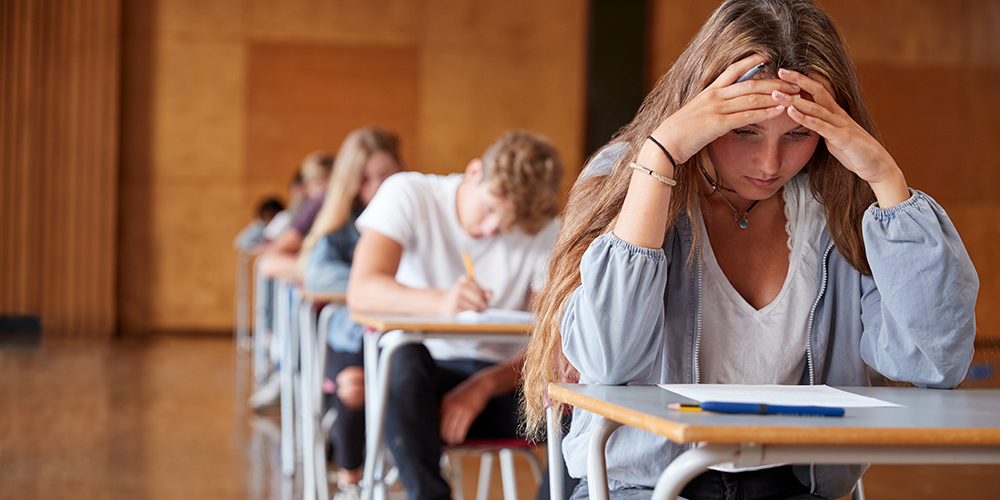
[356,172,560,362]
[696,174,826,472]
[697,173,827,385]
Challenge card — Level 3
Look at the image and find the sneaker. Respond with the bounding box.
[248,373,281,411]
[334,484,362,500]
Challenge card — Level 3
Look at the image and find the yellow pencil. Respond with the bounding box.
[668,403,702,412]
[461,251,476,282]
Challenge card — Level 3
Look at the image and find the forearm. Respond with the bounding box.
[346,272,447,314]
[263,229,303,257]
[859,191,979,387]
[612,140,676,249]
[459,351,525,397]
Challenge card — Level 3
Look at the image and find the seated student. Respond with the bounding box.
[347,130,564,500]
[297,127,403,498]
[249,151,335,410]
[521,1,978,500]
[258,151,335,279]
[234,197,284,252]
[260,172,307,243]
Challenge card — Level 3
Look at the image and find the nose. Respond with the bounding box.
[757,140,782,176]
[480,216,501,237]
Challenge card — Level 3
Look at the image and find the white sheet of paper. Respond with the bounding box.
[454,308,534,324]
[658,384,902,408]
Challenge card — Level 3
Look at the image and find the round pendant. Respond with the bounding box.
[738,218,749,229]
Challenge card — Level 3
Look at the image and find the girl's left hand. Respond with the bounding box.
[773,69,910,207]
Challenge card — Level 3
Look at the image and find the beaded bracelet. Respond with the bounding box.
[646,135,678,168]
[629,162,677,187]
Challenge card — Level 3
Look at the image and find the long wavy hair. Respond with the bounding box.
[299,127,401,268]
[521,0,880,438]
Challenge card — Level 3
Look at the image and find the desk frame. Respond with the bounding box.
[351,313,531,500]
[549,383,1000,500]
[299,291,347,500]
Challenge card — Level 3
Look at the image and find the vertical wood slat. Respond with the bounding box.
[0,0,121,338]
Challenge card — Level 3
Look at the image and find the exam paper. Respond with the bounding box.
[658,384,902,408]
[454,308,534,324]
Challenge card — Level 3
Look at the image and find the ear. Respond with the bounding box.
[465,158,484,180]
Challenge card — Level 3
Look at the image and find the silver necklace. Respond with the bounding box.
[700,163,758,229]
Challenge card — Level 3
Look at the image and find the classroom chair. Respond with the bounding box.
[443,438,543,500]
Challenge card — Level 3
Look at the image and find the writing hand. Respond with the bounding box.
[441,275,493,314]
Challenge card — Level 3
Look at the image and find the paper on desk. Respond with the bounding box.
[658,384,902,408]
[455,308,534,324]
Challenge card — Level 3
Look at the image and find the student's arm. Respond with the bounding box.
[346,230,491,314]
[439,351,525,445]
[858,191,978,388]
[263,228,303,257]
[615,53,796,248]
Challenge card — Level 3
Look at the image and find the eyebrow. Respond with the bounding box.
[742,124,810,132]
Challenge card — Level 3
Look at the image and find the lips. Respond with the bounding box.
[746,176,780,187]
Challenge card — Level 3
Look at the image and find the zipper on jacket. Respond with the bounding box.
[693,243,703,385]
[805,242,833,495]
[805,242,835,387]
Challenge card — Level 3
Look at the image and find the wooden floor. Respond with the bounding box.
[0,334,998,500]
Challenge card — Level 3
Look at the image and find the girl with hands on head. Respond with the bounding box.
[523,1,978,499]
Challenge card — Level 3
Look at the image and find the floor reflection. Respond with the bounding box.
[0,335,997,500]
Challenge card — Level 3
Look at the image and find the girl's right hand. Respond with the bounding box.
[441,275,492,314]
[648,54,801,164]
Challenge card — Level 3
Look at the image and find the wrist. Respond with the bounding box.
[867,165,909,208]
[636,141,677,178]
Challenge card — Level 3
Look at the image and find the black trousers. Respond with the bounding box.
[325,346,366,470]
[385,344,520,500]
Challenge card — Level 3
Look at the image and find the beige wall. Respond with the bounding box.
[647,0,1000,340]
[118,0,999,337]
[118,0,589,334]
[1,0,121,339]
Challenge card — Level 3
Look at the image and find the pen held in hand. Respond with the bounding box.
[668,401,844,417]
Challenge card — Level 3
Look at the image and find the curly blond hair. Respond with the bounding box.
[479,130,564,235]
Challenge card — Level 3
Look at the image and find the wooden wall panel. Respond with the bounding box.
[246,43,419,183]
[419,0,588,190]
[248,0,420,44]
[646,0,1000,339]
[117,0,589,334]
[1,0,121,338]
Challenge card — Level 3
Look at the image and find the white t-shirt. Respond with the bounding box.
[696,173,827,472]
[356,172,561,362]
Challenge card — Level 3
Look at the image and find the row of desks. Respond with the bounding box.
[262,276,1000,500]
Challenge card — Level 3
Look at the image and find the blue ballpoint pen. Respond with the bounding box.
[700,401,845,417]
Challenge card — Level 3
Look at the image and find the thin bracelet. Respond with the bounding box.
[629,162,677,187]
[646,135,678,168]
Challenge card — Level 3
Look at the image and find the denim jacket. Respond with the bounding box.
[560,187,978,499]
[304,209,366,352]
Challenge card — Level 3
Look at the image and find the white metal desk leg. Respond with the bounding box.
[278,281,296,476]
[361,331,385,500]
[851,478,866,500]
[650,444,741,500]
[252,267,270,390]
[546,407,564,500]
[587,416,623,500]
[315,304,337,500]
[362,331,424,500]
[300,299,317,500]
